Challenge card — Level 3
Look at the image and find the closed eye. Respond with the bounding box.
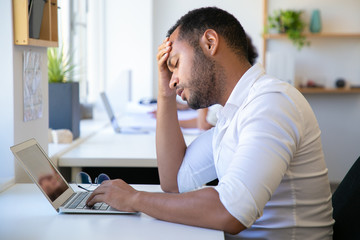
[167,57,178,72]
[174,59,179,68]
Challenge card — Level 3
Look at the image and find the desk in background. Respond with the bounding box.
[0,184,224,240]
[57,125,198,182]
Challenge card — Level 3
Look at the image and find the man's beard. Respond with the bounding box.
[186,47,225,109]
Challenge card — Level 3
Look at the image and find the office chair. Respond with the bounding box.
[332,156,360,240]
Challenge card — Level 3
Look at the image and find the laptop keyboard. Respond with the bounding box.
[68,192,110,210]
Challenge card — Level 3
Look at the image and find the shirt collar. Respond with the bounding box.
[218,63,265,119]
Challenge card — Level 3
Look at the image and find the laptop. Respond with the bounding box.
[100,92,149,134]
[10,138,135,214]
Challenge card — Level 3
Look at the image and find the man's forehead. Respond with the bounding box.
[169,27,198,53]
[167,27,195,66]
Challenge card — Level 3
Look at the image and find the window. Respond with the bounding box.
[59,0,106,104]
[59,0,153,110]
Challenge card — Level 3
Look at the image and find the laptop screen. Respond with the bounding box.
[16,144,68,202]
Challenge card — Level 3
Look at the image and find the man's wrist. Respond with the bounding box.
[131,190,144,212]
[157,93,177,104]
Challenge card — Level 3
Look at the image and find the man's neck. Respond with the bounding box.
[219,60,251,106]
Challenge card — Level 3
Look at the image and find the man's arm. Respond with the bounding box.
[86,179,246,234]
[156,37,187,192]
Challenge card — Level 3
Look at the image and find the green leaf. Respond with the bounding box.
[264,9,310,50]
[47,47,76,83]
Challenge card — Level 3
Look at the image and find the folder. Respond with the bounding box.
[29,0,45,39]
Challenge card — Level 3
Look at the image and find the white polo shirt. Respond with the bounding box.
[177,63,334,239]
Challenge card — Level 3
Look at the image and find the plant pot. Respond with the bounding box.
[49,82,80,139]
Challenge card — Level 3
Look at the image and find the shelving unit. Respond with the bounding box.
[13,0,58,47]
[264,33,360,40]
[297,87,360,94]
[262,0,360,94]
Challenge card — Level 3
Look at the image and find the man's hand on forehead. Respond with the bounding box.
[165,41,174,71]
[156,36,176,97]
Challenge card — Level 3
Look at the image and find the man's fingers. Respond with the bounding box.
[86,184,107,206]
[157,46,171,63]
[157,39,172,61]
[86,193,105,207]
[157,37,170,50]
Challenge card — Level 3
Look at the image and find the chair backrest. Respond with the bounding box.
[332,156,360,239]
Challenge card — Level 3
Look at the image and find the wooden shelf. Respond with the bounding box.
[13,0,58,47]
[264,33,360,39]
[298,87,360,94]
[24,38,58,48]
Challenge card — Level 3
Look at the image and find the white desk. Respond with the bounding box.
[59,127,158,168]
[57,125,198,180]
[0,184,224,240]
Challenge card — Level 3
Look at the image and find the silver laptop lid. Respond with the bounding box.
[10,138,75,212]
[100,92,121,132]
[100,92,115,120]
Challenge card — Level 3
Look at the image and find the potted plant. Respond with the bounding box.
[265,9,310,50]
[48,47,80,139]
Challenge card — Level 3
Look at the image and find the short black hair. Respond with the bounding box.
[167,7,248,61]
[246,34,258,65]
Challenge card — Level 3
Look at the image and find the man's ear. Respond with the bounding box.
[200,29,219,56]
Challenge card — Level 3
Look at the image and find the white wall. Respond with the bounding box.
[104,0,153,112]
[13,46,49,183]
[0,0,49,184]
[0,0,15,189]
[307,94,360,182]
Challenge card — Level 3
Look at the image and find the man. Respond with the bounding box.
[87,7,334,239]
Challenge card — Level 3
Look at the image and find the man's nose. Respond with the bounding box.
[169,73,179,89]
